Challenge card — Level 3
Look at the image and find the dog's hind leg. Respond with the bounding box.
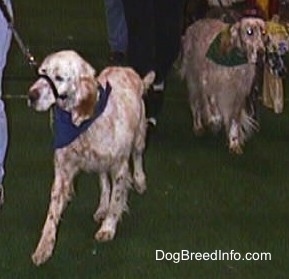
[132,108,147,194]
[95,161,130,242]
[93,172,111,223]
[31,168,76,266]
[187,79,204,135]
[132,148,146,194]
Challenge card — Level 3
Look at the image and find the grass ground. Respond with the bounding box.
[0,1,289,278]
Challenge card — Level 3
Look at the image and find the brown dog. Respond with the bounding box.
[181,17,266,154]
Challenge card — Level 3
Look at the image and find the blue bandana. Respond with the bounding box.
[53,82,111,149]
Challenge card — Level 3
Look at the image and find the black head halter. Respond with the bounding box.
[37,74,67,100]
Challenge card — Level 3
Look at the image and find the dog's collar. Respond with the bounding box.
[53,81,112,149]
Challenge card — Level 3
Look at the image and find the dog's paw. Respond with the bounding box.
[134,175,146,194]
[95,229,115,242]
[31,235,56,266]
[31,246,53,266]
[229,141,243,155]
[93,208,108,223]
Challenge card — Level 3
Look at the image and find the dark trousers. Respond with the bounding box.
[122,0,185,82]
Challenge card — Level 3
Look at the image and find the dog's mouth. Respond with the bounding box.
[27,88,39,108]
[246,46,265,64]
[28,73,67,108]
[27,85,58,112]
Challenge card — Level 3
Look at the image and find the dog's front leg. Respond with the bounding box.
[93,172,111,223]
[95,161,129,242]
[228,118,242,154]
[32,170,74,266]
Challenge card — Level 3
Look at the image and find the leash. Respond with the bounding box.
[0,0,37,71]
[0,0,63,100]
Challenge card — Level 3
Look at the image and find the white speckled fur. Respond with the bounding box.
[28,50,155,265]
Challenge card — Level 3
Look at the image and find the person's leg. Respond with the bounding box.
[122,0,159,124]
[122,0,155,77]
[155,0,185,83]
[146,0,185,125]
[0,101,7,204]
[0,0,12,205]
[104,0,127,63]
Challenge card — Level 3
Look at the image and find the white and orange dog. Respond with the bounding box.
[181,17,266,154]
[28,50,155,265]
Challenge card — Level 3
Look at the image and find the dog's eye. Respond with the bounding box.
[246,27,253,36]
[39,69,47,74]
[55,75,64,82]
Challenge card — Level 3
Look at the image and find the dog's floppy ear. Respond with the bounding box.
[80,59,96,77]
[71,75,98,126]
[220,22,240,54]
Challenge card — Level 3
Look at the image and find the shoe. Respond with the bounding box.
[144,81,165,128]
[0,184,4,207]
[152,81,165,91]
[108,51,126,66]
[147,117,157,127]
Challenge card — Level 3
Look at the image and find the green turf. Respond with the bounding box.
[0,1,289,278]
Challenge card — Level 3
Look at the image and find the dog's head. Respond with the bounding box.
[28,50,99,126]
[222,17,266,63]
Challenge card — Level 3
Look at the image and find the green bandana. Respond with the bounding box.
[206,30,248,67]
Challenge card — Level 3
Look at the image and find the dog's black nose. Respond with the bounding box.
[28,89,39,103]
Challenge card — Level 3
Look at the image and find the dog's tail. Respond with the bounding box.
[142,71,155,93]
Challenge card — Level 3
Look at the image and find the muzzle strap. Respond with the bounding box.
[37,74,66,100]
